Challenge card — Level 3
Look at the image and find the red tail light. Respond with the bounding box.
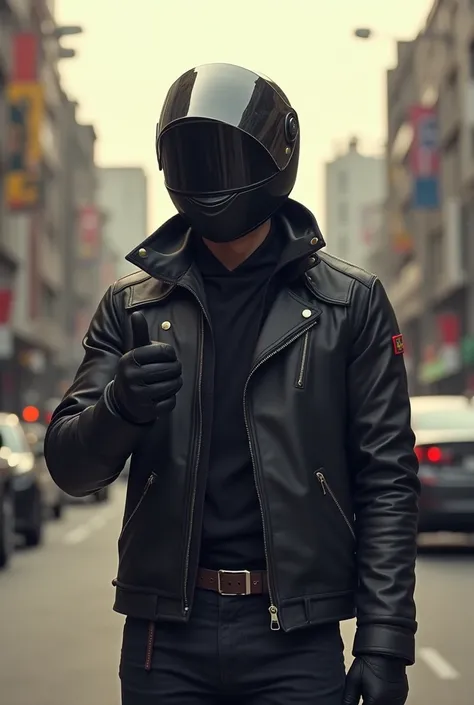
[415,445,452,464]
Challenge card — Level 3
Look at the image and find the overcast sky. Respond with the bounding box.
[56,0,434,235]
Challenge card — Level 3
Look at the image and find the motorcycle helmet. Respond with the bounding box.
[156,63,300,242]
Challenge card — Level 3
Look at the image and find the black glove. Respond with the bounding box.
[108,311,183,425]
[343,655,408,705]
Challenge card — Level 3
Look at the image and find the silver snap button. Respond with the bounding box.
[138,248,147,258]
[161,321,171,330]
[302,309,312,318]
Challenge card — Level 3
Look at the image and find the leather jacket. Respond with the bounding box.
[44,199,420,664]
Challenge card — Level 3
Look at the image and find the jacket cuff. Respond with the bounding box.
[353,625,416,665]
[79,393,146,461]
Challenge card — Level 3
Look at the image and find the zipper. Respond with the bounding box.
[118,473,156,541]
[243,320,319,631]
[296,331,310,388]
[144,621,155,671]
[181,305,206,615]
[315,471,355,541]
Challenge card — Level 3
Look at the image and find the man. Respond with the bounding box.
[45,63,420,704]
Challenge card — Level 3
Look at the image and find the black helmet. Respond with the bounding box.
[156,63,300,242]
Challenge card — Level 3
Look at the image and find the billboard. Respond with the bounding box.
[409,105,439,209]
[418,313,462,384]
[4,82,44,211]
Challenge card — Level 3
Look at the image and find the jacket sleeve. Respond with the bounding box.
[348,277,420,665]
[44,285,146,497]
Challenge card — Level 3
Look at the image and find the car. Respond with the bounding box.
[411,395,474,533]
[0,413,44,547]
[21,422,67,519]
[0,450,14,569]
[93,486,110,503]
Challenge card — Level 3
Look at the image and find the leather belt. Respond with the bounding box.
[197,567,269,596]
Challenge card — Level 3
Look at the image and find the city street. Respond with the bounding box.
[0,484,471,705]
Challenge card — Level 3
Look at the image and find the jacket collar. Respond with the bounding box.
[125,198,326,284]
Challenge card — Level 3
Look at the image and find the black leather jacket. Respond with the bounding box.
[45,200,420,664]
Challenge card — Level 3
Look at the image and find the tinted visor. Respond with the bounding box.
[160,120,278,194]
[157,63,297,174]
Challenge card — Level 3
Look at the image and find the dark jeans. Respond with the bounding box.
[120,588,346,704]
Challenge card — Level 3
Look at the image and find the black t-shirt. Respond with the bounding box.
[194,228,284,570]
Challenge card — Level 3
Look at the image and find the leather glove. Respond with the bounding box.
[107,311,183,425]
[343,655,409,705]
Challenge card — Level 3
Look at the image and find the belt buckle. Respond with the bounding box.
[217,569,251,596]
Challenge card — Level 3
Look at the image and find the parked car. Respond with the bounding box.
[411,395,474,533]
[0,413,44,547]
[93,486,110,502]
[21,422,67,519]
[0,449,14,569]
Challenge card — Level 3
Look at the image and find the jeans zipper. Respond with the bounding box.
[315,471,356,541]
[243,320,319,631]
[296,331,310,388]
[118,473,156,541]
[181,307,206,616]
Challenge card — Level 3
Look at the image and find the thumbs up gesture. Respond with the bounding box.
[108,312,183,425]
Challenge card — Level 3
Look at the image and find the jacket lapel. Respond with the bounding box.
[252,288,322,368]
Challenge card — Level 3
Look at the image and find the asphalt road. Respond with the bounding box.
[0,484,472,705]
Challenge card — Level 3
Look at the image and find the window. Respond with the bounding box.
[469,41,474,79]
[337,171,348,192]
[460,202,473,275]
[447,68,457,89]
[443,129,460,196]
[338,202,348,224]
[431,229,444,282]
[41,284,57,319]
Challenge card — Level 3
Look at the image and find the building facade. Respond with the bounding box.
[379,0,474,395]
[0,0,100,413]
[56,98,103,376]
[97,167,148,280]
[324,137,386,271]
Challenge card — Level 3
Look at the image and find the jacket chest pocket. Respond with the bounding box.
[294,330,312,389]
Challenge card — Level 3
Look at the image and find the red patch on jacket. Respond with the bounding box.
[392,334,404,355]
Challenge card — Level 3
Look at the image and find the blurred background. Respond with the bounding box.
[0,0,473,704]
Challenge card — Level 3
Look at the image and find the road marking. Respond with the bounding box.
[419,648,460,679]
[62,507,118,545]
[63,525,92,545]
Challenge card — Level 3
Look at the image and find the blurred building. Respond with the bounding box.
[99,235,120,294]
[325,137,386,270]
[97,167,148,279]
[0,1,102,414]
[57,99,104,376]
[378,0,474,395]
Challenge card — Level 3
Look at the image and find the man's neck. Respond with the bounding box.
[202,220,271,271]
